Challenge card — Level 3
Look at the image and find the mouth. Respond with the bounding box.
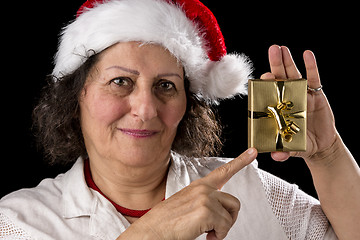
[117,128,159,138]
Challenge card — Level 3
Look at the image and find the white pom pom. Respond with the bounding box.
[196,53,253,101]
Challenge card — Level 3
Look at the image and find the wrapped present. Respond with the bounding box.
[248,79,307,152]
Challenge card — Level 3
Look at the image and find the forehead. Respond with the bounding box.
[96,42,183,72]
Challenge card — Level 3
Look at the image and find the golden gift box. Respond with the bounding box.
[248,79,307,152]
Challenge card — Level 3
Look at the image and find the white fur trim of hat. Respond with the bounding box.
[52,0,253,102]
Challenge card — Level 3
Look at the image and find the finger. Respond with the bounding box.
[206,192,239,240]
[204,148,257,190]
[304,50,322,88]
[214,191,241,222]
[268,45,287,79]
[206,231,219,240]
[281,46,302,79]
[271,152,291,162]
[260,72,275,80]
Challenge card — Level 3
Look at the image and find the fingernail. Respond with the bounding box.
[247,148,255,155]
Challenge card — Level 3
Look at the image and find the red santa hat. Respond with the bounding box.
[53,0,252,101]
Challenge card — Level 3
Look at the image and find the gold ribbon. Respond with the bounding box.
[250,81,306,151]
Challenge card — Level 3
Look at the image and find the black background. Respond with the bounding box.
[1,1,359,199]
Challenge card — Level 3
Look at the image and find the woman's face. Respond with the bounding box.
[79,42,186,167]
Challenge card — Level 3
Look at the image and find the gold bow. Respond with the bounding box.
[251,81,306,151]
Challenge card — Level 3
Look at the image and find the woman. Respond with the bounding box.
[0,0,359,239]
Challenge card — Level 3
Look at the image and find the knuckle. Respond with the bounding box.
[237,153,245,162]
[229,200,241,217]
[196,193,211,207]
[193,183,211,195]
[234,197,241,210]
[217,164,233,179]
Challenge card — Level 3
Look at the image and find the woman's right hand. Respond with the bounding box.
[119,148,257,240]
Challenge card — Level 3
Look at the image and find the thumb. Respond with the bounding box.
[203,148,258,190]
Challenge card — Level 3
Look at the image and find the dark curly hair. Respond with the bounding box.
[33,52,223,165]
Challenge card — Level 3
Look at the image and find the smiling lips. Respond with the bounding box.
[118,128,159,138]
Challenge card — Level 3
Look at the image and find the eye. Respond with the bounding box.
[110,77,133,87]
[160,81,175,90]
[109,77,134,95]
[155,80,177,96]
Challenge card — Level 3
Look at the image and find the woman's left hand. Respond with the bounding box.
[261,45,338,163]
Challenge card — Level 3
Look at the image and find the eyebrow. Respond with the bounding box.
[157,73,183,80]
[106,65,183,80]
[106,65,140,75]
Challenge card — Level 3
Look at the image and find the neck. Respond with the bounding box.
[88,153,170,211]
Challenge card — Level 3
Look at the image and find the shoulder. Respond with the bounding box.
[0,158,88,239]
[0,172,66,239]
[0,172,66,214]
[0,158,84,211]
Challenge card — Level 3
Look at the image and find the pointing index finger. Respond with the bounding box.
[204,148,258,190]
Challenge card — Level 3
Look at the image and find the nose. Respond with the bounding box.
[129,88,158,122]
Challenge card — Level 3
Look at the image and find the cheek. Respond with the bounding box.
[160,99,187,131]
[80,90,129,130]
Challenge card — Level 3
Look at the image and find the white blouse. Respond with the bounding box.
[0,153,338,239]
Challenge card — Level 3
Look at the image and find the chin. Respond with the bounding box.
[115,148,170,168]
